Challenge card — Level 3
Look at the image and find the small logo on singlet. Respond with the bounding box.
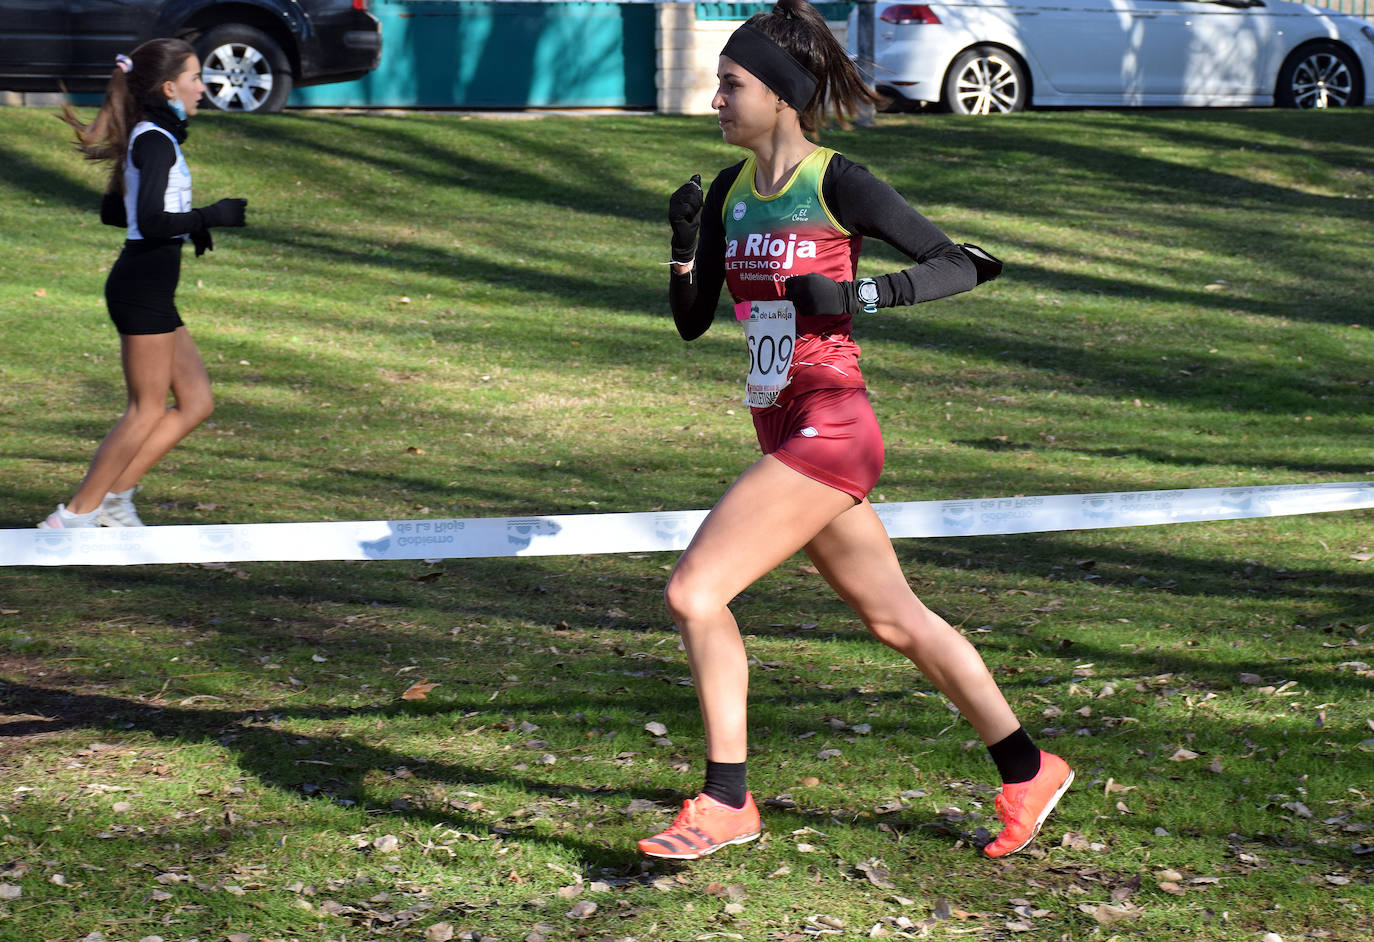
[792,198,812,222]
[800,426,819,438]
[732,201,747,221]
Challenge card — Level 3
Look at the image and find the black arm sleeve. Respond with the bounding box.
[823,155,977,306]
[668,161,744,341]
[131,133,205,240]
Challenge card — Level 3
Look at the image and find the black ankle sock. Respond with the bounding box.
[988,727,1041,784]
[702,760,748,808]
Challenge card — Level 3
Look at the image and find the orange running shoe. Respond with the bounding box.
[637,793,762,860]
[983,750,1073,858]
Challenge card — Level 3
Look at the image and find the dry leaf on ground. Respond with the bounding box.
[855,859,896,890]
[567,900,597,919]
[401,681,439,700]
[1078,902,1142,924]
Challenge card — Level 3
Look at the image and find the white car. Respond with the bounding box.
[849,0,1374,113]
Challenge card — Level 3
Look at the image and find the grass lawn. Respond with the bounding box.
[0,103,1371,941]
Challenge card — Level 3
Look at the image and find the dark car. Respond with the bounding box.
[0,0,381,113]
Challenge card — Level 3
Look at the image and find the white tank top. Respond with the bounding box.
[123,122,192,241]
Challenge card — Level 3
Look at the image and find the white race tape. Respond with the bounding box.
[2,481,1370,568]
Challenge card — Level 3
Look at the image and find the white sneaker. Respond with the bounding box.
[97,488,144,527]
[38,503,100,529]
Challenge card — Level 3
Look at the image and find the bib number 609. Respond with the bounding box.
[748,333,793,377]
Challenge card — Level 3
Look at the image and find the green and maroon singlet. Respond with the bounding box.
[721,147,866,406]
[669,147,978,410]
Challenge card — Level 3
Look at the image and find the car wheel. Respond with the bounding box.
[876,87,924,114]
[195,24,292,113]
[944,46,1026,115]
[1276,41,1361,109]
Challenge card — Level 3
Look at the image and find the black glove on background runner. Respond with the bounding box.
[100,190,126,228]
[784,272,863,317]
[97,192,244,258]
[196,198,248,229]
[190,198,246,256]
[668,174,703,264]
[190,228,214,257]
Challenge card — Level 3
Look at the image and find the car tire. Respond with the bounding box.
[944,46,1027,115]
[1276,41,1362,109]
[950,46,1027,114]
[875,87,924,114]
[195,24,293,113]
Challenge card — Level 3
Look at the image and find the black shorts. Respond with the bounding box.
[105,239,184,335]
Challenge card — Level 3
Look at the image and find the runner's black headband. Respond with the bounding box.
[720,23,819,113]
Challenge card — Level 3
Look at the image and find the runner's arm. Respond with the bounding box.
[669,167,738,341]
[824,156,978,306]
[129,133,205,240]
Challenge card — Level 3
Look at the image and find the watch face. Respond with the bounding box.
[858,281,879,303]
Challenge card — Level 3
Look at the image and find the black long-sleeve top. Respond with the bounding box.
[99,105,207,241]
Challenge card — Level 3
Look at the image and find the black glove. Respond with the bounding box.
[196,197,247,229]
[960,243,1003,284]
[99,190,127,228]
[190,227,213,257]
[783,272,862,317]
[668,174,702,264]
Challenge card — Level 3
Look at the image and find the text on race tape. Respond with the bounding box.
[2,481,1370,567]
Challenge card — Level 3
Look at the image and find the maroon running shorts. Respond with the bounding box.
[752,387,884,501]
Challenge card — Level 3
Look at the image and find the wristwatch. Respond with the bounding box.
[856,278,879,314]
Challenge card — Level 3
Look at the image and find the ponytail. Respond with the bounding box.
[744,0,882,134]
[57,37,196,196]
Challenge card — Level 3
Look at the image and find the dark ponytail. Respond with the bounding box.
[58,37,197,196]
[746,0,882,134]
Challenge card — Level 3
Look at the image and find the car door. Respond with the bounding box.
[67,0,157,82]
[0,0,72,88]
[1132,0,1275,99]
[1013,0,1167,98]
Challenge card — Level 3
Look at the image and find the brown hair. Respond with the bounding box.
[58,37,197,195]
[745,0,882,134]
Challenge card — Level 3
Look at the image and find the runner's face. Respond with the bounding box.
[713,56,781,148]
[164,55,205,118]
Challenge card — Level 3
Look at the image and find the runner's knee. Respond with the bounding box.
[861,600,944,652]
[664,574,725,627]
[180,392,213,425]
[121,401,167,432]
[865,616,917,651]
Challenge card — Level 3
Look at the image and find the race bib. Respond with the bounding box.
[735,299,795,408]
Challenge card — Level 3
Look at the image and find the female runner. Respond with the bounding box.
[40,38,246,529]
[638,0,1071,860]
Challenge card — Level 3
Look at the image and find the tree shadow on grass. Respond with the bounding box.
[223,221,674,326]
[1053,442,1374,477]
[862,302,1370,418]
[0,678,665,871]
[887,531,1374,626]
[849,110,1374,229]
[213,113,668,230]
[945,435,1374,478]
[3,513,1370,873]
[1115,109,1374,178]
[2,642,1367,879]
[0,133,104,214]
